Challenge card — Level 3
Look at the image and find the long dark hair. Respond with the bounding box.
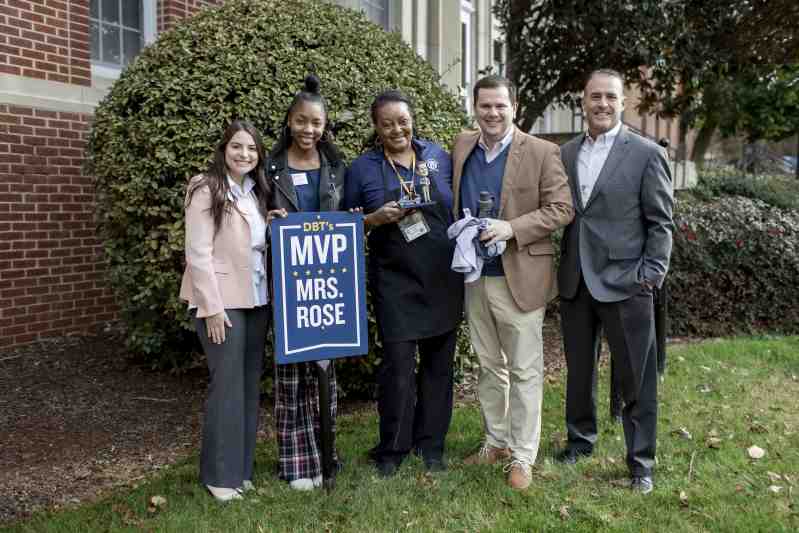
[186,119,271,233]
[364,89,417,151]
[270,74,344,164]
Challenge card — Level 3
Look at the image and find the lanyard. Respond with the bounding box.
[385,150,416,199]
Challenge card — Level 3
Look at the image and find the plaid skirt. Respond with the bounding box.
[275,361,337,481]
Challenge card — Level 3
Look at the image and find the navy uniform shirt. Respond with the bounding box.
[344,138,453,220]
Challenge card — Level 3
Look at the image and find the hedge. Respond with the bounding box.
[87,0,467,384]
[667,174,799,337]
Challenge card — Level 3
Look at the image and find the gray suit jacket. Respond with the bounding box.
[558,126,674,303]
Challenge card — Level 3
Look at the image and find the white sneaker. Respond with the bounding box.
[240,480,255,492]
[289,478,315,491]
[206,484,243,502]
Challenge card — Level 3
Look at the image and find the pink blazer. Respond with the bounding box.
[179,174,265,318]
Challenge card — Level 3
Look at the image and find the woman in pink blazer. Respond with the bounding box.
[179,119,274,502]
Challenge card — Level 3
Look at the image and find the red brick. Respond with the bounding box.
[32,5,56,17]
[0,64,21,75]
[21,11,45,24]
[46,72,67,83]
[0,43,20,55]
[21,68,46,79]
[35,60,57,72]
[0,6,20,18]
[14,333,38,343]
[0,24,20,37]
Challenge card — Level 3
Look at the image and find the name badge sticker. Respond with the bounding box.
[291,172,309,186]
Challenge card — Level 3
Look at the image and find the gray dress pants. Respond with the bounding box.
[193,306,269,488]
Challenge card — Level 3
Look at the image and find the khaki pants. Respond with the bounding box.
[465,276,545,465]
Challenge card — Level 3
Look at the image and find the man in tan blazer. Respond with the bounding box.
[452,75,573,490]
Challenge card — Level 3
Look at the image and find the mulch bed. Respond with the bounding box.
[0,319,569,525]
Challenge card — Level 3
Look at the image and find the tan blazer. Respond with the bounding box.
[179,174,264,318]
[451,127,574,312]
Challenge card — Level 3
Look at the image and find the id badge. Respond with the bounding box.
[397,211,430,242]
[291,172,309,186]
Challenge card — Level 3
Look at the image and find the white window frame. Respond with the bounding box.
[90,0,156,81]
[460,0,475,111]
[360,0,390,30]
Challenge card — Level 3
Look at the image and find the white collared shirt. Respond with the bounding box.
[577,121,622,207]
[227,175,268,307]
[478,127,514,164]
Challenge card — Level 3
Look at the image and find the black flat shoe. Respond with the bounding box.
[555,447,593,465]
[424,457,447,473]
[375,461,398,478]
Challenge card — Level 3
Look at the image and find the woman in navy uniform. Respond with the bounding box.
[266,74,347,490]
[344,90,463,476]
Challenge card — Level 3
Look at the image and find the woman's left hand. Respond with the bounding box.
[267,208,288,224]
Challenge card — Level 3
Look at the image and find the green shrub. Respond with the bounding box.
[669,193,799,336]
[87,0,468,388]
[691,167,799,210]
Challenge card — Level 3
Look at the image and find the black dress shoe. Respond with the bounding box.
[375,461,398,478]
[555,448,592,464]
[630,476,653,494]
[424,457,447,473]
[367,445,380,463]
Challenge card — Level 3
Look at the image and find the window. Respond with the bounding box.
[493,39,505,77]
[361,0,389,30]
[89,0,144,67]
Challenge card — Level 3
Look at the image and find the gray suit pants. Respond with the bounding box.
[560,279,658,477]
[193,306,269,488]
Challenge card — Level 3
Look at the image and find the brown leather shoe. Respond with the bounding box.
[463,444,512,466]
[505,460,532,490]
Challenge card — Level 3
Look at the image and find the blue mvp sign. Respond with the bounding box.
[270,212,368,364]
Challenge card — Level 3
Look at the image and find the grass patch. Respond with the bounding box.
[5,337,799,532]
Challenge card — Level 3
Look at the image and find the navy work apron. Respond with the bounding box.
[367,156,464,343]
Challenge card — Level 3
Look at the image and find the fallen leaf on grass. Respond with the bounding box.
[416,472,438,488]
[678,490,689,507]
[747,445,765,459]
[696,383,712,393]
[768,485,783,494]
[672,427,692,440]
[148,495,167,513]
[707,437,722,449]
[767,472,782,483]
[559,505,570,520]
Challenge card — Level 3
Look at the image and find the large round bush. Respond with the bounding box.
[87,0,467,370]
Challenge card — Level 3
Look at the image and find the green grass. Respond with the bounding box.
[5,337,799,532]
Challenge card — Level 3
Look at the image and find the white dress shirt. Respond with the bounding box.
[478,126,514,164]
[226,175,268,307]
[577,121,622,207]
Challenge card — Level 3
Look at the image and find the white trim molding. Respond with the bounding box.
[0,74,105,114]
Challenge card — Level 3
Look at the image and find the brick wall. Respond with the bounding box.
[0,0,91,87]
[158,0,223,32]
[0,103,116,348]
[0,0,226,349]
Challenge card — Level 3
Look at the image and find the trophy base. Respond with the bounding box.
[397,200,438,209]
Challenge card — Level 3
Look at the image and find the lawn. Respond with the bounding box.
[5,336,798,532]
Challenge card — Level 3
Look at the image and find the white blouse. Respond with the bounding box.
[226,175,268,307]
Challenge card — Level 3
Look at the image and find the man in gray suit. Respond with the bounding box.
[556,69,674,494]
